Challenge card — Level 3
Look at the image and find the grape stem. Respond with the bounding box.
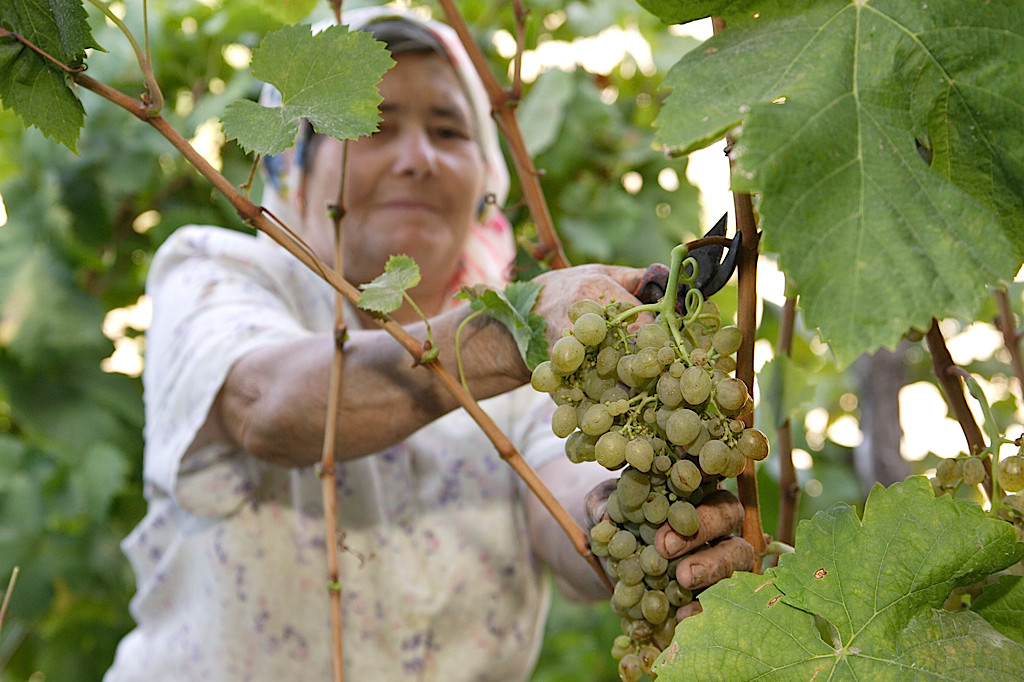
[608,244,699,365]
[950,366,1010,510]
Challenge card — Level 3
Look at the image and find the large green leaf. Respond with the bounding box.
[648,1,1024,366]
[653,477,1024,680]
[972,574,1024,644]
[0,0,97,149]
[221,23,392,156]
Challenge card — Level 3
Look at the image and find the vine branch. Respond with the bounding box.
[775,297,800,549]
[710,14,766,569]
[994,285,1024,398]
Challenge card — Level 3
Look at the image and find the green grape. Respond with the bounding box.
[617,653,644,682]
[698,300,722,331]
[627,619,654,642]
[616,355,640,388]
[591,540,609,557]
[706,418,726,439]
[638,522,660,546]
[721,446,747,478]
[565,430,597,463]
[596,346,622,377]
[714,355,737,372]
[999,455,1024,492]
[665,408,701,446]
[715,376,748,412]
[645,571,669,591]
[935,458,961,485]
[640,590,670,625]
[657,345,676,365]
[530,361,561,393]
[634,346,662,379]
[667,500,699,536]
[574,312,608,347]
[669,459,701,494]
[568,298,603,323]
[551,404,578,438]
[653,454,673,475]
[961,457,986,487]
[596,431,628,469]
[698,439,730,475]
[617,468,652,509]
[608,529,640,560]
[617,554,645,586]
[639,544,668,576]
[612,579,645,610]
[581,403,614,436]
[550,387,573,406]
[600,385,630,406]
[610,634,633,660]
[651,616,677,650]
[689,347,709,366]
[606,491,625,523]
[590,519,619,544]
[657,372,684,407]
[712,325,743,356]
[641,491,669,525]
[665,580,692,607]
[680,365,712,405]
[669,361,685,378]
[550,335,586,374]
[575,399,596,425]
[625,438,655,472]
[621,503,647,525]
[637,323,670,349]
[1004,493,1024,514]
[582,369,617,402]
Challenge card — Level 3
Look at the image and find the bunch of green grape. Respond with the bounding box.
[530,296,769,681]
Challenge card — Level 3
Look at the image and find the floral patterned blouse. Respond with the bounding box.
[104,226,564,681]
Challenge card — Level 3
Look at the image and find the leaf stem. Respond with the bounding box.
[950,366,1009,507]
[84,0,163,114]
[0,566,18,637]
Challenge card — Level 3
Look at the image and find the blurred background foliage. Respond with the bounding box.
[1,1,1021,680]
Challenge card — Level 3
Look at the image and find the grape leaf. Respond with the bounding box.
[357,254,420,315]
[0,0,98,150]
[457,281,548,371]
[221,23,392,156]
[653,477,1024,681]
[972,574,1024,644]
[647,0,1024,366]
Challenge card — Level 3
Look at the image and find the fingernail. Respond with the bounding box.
[664,533,685,557]
[688,564,707,587]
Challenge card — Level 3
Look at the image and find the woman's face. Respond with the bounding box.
[303,51,486,311]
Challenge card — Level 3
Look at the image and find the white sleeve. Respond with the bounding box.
[141,227,329,517]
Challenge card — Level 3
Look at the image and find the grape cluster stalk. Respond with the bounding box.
[530,256,769,681]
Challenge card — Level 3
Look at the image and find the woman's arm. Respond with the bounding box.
[213,264,645,467]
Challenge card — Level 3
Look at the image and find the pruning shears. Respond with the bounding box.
[632,213,741,311]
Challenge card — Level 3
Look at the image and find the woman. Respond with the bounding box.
[104,8,749,680]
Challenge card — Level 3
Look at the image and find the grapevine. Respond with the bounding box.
[530,244,769,680]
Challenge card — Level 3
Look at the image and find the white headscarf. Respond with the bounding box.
[258,6,515,300]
